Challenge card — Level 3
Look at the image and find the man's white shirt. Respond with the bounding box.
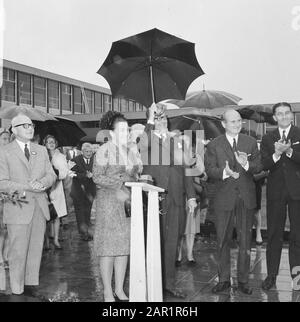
[223,134,249,180]
[273,124,293,163]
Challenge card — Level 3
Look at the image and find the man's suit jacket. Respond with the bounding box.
[261,125,300,201]
[70,154,96,200]
[0,140,57,224]
[140,124,196,208]
[204,133,262,211]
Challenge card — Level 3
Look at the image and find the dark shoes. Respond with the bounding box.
[51,240,63,250]
[80,234,93,241]
[212,281,252,295]
[212,281,231,293]
[262,275,276,291]
[113,293,129,302]
[23,286,48,302]
[24,286,39,298]
[175,259,196,267]
[164,288,186,299]
[237,282,253,295]
[187,259,197,266]
[53,243,63,250]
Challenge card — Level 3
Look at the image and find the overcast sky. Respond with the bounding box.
[2,0,300,105]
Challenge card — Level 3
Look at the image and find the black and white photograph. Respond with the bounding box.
[1,0,300,306]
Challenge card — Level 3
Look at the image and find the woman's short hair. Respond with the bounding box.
[272,102,292,115]
[99,111,127,131]
[43,134,58,148]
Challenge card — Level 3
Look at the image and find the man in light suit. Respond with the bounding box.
[0,114,56,297]
[261,102,300,291]
[204,109,262,294]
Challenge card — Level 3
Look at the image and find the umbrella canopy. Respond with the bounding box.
[169,114,224,141]
[236,105,276,124]
[0,105,57,121]
[97,28,204,108]
[169,89,241,109]
[34,116,86,147]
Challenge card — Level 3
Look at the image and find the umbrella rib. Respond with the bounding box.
[182,115,201,123]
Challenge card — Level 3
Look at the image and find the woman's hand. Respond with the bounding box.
[116,188,130,202]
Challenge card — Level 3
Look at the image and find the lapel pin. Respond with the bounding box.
[31,151,37,155]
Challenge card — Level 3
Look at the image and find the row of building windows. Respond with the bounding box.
[1,68,146,114]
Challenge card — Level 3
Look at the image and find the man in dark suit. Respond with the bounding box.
[139,103,197,299]
[70,143,96,241]
[261,102,300,291]
[204,109,261,294]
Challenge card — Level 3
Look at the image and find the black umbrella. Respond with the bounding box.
[169,114,224,141]
[236,105,276,125]
[97,28,204,107]
[34,116,86,147]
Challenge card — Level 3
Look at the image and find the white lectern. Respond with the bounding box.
[125,182,164,302]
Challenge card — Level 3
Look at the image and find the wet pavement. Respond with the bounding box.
[0,214,299,302]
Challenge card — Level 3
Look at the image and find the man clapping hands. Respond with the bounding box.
[205,109,262,295]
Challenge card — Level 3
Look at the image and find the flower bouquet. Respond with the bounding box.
[0,191,28,207]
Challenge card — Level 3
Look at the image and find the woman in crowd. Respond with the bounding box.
[0,129,10,146]
[44,135,69,250]
[176,132,207,265]
[92,111,142,302]
[0,129,11,272]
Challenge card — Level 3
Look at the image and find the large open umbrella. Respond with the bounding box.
[169,114,224,141]
[235,105,276,125]
[169,89,241,110]
[97,28,204,107]
[34,116,86,147]
[0,105,57,121]
[162,107,224,140]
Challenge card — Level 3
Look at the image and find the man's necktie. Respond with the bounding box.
[233,138,238,153]
[24,144,30,161]
[282,130,287,143]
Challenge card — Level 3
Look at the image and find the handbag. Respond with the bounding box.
[124,198,131,218]
[120,184,131,218]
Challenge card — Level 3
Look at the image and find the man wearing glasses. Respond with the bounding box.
[261,102,300,291]
[0,114,56,298]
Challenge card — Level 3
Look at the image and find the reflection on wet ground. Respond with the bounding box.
[0,216,299,302]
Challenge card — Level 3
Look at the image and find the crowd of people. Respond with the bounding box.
[0,100,300,301]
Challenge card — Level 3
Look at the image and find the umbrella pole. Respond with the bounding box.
[150,64,156,104]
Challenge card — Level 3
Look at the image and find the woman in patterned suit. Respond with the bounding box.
[93,111,142,302]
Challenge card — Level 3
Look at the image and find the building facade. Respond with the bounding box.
[0,59,148,137]
[1,59,300,141]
